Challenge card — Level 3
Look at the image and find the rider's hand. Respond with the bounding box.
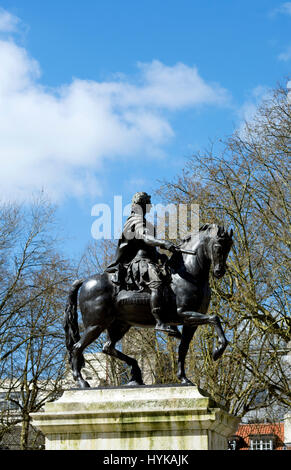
[163,241,176,252]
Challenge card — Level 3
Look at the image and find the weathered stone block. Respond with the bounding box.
[31,385,239,450]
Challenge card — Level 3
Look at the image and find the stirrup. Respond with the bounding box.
[154,323,177,335]
[167,326,182,339]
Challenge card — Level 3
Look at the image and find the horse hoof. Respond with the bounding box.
[180,378,195,386]
[212,343,228,361]
[78,379,90,389]
[212,350,220,361]
[125,380,144,387]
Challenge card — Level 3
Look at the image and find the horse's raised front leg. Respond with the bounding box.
[103,321,144,386]
[179,311,228,361]
[210,315,228,361]
[177,325,197,385]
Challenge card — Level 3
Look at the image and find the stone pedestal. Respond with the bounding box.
[30,385,239,450]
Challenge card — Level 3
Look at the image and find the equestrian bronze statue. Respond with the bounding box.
[64,192,234,388]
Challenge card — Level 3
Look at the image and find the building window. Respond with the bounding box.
[250,436,274,450]
[0,391,21,411]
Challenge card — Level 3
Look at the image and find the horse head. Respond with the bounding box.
[200,224,233,279]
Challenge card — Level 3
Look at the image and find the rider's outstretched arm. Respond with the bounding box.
[135,223,175,252]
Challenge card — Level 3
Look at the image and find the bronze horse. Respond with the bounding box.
[64,224,233,388]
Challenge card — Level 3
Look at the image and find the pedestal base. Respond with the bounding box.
[31,385,239,450]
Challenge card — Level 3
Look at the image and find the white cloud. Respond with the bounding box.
[0,9,230,202]
[236,86,271,138]
[0,7,20,32]
[272,2,291,16]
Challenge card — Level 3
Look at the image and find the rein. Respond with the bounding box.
[176,248,197,255]
[173,239,209,283]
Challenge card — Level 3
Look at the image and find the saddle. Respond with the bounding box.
[107,259,173,307]
[116,289,151,306]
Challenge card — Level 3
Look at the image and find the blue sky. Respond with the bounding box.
[0,1,290,260]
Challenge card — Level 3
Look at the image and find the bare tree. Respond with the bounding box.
[155,82,290,417]
[0,195,73,449]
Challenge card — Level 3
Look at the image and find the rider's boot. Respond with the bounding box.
[152,307,181,338]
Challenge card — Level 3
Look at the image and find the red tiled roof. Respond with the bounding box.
[234,423,284,450]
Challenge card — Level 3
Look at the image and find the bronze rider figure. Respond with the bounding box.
[106,192,179,336]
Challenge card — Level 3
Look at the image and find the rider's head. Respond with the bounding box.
[131,192,152,215]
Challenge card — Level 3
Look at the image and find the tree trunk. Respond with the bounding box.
[20,413,30,450]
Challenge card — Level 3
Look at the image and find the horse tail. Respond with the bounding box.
[63,279,84,367]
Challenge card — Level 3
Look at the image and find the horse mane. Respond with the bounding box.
[179,223,231,247]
